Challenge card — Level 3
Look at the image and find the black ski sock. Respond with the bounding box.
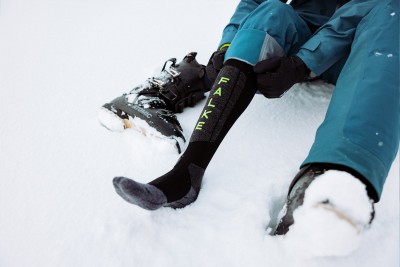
[148,59,257,203]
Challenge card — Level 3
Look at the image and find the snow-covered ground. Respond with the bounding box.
[0,1,398,266]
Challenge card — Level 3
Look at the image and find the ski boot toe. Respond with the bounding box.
[274,164,374,236]
[98,105,128,132]
[99,96,186,153]
[273,164,375,257]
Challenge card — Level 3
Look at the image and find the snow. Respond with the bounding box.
[98,108,126,132]
[283,171,374,259]
[0,1,398,267]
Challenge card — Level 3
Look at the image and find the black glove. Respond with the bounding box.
[254,55,309,98]
[205,49,227,85]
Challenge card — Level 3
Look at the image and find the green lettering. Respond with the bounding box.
[213,87,222,96]
[207,98,216,108]
[201,110,212,119]
[218,77,230,84]
[195,121,205,130]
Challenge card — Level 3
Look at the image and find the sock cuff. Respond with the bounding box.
[225,59,254,77]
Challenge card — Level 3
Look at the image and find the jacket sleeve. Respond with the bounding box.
[296,1,375,76]
[218,0,271,49]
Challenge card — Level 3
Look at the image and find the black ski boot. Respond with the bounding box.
[273,164,375,236]
[98,52,208,153]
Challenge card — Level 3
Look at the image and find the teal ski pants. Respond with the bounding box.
[302,0,399,201]
[224,0,399,201]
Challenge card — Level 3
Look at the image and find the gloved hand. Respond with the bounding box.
[254,55,309,98]
[205,48,227,85]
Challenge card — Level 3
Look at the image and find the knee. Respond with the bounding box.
[240,0,294,30]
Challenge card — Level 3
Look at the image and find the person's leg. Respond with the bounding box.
[113,0,313,209]
[302,0,399,201]
[274,0,399,236]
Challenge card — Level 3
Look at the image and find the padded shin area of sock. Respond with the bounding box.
[190,65,248,143]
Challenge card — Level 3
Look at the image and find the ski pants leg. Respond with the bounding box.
[302,0,399,201]
[224,0,312,66]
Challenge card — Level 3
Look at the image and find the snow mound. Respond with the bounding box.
[284,170,374,258]
[98,107,125,132]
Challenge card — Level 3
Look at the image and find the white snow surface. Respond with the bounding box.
[284,171,375,259]
[0,1,398,267]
